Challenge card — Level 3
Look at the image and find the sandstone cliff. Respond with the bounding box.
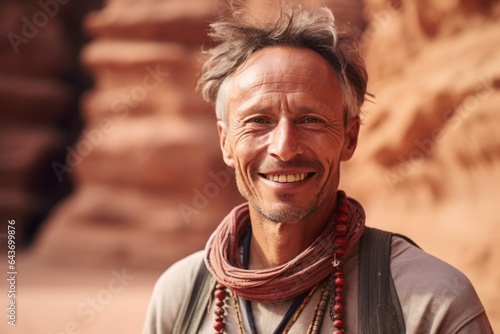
[342,0,500,328]
[33,0,244,268]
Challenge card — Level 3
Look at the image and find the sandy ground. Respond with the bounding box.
[0,253,161,334]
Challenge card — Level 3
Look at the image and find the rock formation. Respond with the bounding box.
[33,0,244,268]
[0,0,78,247]
[342,0,500,328]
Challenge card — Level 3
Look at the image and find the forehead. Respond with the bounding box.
[227,46,342,106]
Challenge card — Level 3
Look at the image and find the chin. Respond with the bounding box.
[254,202,320,223]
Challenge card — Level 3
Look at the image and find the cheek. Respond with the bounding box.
[313,132,345,157]
[313,138,345,174]
[231,141,254,171]
[232,139,267,183]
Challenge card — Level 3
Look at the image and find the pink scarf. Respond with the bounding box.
[204,192,365,302]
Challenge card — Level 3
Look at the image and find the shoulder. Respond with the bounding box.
[390,236,491,333]
[153,250,206,294]
[390,235,465,282]
[142,251,206,334]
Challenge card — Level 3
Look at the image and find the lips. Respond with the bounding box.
[264,173,307,183]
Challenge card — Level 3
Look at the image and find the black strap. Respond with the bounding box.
[358,227,405,334]
[173,256,214,334]
[393,232,420,248]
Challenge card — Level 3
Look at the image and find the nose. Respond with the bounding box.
[268,118,304,161]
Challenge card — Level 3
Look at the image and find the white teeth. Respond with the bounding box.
[266,173,306,183]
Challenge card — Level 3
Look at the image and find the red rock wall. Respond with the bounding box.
[33,0,244,268]
[343,0,500,329]
[0,0,99,247]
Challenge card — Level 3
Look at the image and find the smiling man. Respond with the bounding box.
[143,6,493,334]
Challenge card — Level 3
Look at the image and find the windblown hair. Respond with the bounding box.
[197,6,368,123]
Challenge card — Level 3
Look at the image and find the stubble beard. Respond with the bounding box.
[237,177,330,224]
[253,197,322,223]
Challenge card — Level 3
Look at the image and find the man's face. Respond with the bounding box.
[218,47,359,223]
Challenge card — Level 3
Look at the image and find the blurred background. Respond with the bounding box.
[0,0,499,332]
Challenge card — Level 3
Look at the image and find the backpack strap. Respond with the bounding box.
[358,227,406,334]
[173,256,214,334]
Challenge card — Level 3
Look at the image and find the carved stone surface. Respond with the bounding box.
[0,1,74,247]
[343,0,500,328]
[33,0,244,268]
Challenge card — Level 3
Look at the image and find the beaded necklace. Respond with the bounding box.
[212,191,352,333]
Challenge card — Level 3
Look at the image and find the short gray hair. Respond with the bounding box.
[198,6,368,124]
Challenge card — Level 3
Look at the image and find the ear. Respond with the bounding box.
[217,121,235,168]
[340,116,360,161]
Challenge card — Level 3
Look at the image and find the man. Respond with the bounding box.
[143,6,493,333]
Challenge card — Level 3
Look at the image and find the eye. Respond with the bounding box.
[303,117,322,123]
[248,117,269,124]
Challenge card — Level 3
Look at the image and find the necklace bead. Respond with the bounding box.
[333,319,345,328]
[214,289,226,300]
[334,277,346,287]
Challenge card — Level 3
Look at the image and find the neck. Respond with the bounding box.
[247,202,336,270]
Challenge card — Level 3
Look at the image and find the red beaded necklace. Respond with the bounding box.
[331,199,349,333]
[212,191,352,333]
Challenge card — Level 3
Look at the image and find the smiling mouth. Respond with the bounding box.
[261,173,310,183]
